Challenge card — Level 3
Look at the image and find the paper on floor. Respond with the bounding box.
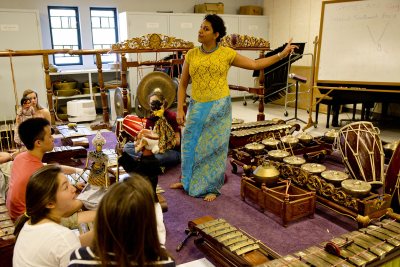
[177,258,215,267]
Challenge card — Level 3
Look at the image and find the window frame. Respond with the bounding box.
[90,7,119,64]
[48,6,82,66]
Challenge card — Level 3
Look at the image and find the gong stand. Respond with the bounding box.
[109,33,194,117]
[0,48,113,128]
[67,49,111,130]
[0,49,69,125]
[220,34,270,121]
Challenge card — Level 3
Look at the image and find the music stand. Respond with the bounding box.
[285,72,307,124]
[253,42,306,104]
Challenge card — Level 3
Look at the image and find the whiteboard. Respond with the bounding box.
[316,0,400,86]
[0,9,45,120]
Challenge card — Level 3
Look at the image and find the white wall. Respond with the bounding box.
[0,0,264,51]
[263,0,323,67]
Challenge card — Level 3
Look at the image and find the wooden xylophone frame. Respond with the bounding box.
[42,145,87,166]
[189,216,281,267]
[240,177,316,227]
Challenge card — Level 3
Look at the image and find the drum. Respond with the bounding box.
[336,121,384,184]
[122,115,147,139]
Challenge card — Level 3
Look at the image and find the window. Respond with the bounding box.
[48,6,82,65]
[90,7,118,63]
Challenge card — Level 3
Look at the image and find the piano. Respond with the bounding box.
[317,83,400,127]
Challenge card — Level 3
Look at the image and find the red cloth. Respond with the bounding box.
[6,152,43,221]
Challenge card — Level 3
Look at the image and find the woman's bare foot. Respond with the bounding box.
[203,193,217,202]
[169,182,183,189]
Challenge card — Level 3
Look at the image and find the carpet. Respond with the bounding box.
[57,131,357,265]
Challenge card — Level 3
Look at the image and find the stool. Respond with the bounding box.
[315,97,357,128]
[315,96,333,128]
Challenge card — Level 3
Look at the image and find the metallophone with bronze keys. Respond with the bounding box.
[187,216,281,267]
[229,120,300,149]
[257,218,400,267]
[0,198,15,267]
[188,216,400,266]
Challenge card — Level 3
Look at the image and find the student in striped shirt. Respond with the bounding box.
[69,174,175,267]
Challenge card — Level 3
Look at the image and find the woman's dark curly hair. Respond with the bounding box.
[204,14,226,42]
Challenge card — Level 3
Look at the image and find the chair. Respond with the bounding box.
[315,96,357,128]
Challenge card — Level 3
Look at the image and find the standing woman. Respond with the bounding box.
[69,174,175,267]
[23,89,51,124]
[13,164,93,267]
[173,14,297,201]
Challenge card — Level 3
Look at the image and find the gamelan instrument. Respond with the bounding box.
[241,174,316,227]
[258,218,400,266]
[115,70,177,144]
[239,153,394,228]
[188,216,281,267]
[42,145,87,166]
[114,115,147,143]
[0,198,15,267]
[384,140,400,213]
[336,121,384,188]
[230,120,300,149]
[136,71,177,111]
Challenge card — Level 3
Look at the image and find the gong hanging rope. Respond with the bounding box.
[8,50,19,113]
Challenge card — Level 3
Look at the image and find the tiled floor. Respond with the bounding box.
[231,98,400,143]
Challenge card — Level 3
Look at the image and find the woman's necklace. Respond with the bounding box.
[200,44,218,54]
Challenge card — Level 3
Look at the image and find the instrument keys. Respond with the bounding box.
[361,227,400,247]
[202,222,230,235]
[235,243,260,255]
[208,226,236,238]
[216,231,243,243]
[196,218,226,230]
[368,225,400,242]
[228,239,255,252]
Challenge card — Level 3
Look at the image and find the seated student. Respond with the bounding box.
[23,89,51,124]
[6,118,86,222]
[69,174,175,267]
[13,164,94,267]
[14,96,35,147]
[123,88,181,168]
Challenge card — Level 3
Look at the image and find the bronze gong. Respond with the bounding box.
[137,71,176,111]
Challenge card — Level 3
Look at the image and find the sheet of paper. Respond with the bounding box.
[177,258,215,267]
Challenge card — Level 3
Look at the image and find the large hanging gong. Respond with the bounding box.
[136,71,176,111]
[114,87,132,118]
[114,88,124,118]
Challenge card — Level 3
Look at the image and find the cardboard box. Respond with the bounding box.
[239,5,263,15]
[194,3,224,14]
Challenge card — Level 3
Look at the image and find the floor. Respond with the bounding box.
[78,100,399,267]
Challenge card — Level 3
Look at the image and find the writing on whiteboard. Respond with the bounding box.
[146,23,159,29]
[1,24,19,32]
[180,23,193,29]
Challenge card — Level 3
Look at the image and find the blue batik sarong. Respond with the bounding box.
[181,96,231,197]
